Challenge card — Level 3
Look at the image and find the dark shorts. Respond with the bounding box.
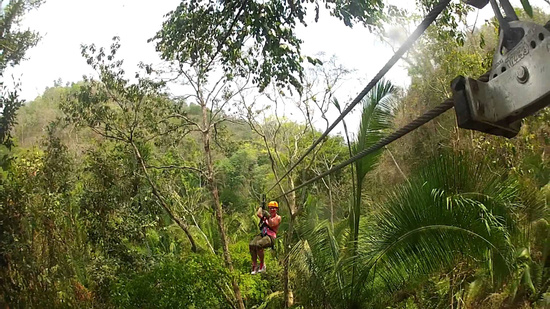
[249,234,273,249]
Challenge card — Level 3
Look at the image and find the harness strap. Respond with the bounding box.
[259,216,276,237]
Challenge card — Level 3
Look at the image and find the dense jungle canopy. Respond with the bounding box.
[0,0,549,308]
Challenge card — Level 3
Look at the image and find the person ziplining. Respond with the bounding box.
[249,200,281,274]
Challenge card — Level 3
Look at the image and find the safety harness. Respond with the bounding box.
[258,194,276,248]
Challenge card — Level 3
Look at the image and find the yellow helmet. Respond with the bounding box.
[268,201,279,208]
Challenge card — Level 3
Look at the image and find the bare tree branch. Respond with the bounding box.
[146,164,206,177]
[130,141,198,253]
[90,126,127,142]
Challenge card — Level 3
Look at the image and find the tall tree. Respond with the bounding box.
[0,0,42,159]
[349,79,395,307]
[61,38,199,252]
[152,0,392,94]
[153,19,252,307]
[0,1,43,304]
[289,79,396,308]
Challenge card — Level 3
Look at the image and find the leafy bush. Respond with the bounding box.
[111,254,232,309]
[230,240,283,308]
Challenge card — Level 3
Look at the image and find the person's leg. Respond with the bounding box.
[250,245,257,268]
[258,248,265,270]
[257,236,272,272]
[249,235,261,272]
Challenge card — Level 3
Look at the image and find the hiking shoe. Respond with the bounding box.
[251,266,258,275]
[258,264,266,273]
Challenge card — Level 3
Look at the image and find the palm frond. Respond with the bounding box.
[345,80,398,306]
[290,211,350,306]
[350,79,397,239]
[353,79,396,183]
[353,153,520,299]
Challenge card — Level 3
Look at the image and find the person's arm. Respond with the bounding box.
[256,207,263,218]
[267,216,281,229]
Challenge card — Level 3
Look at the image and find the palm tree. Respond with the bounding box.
[290,79,397,308]
[353,152,521,307]
[349,79,396,307]
[289,195,350,308]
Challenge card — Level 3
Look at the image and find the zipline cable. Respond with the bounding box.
[275,99,455,199]
[266,0,453,194]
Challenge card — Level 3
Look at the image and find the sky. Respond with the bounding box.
[5,0,549,133]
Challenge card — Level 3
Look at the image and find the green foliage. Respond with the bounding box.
[230,240,282,308]
[0,0,42,72]
[111,254,232,309]
[14,85,77,148]
[152,0,392,92]
[217,144,263,211]
[347,79,396,307]
[0,130,92,308]
[351,79,396,243]
[62,37,187,144]
[0,0,42,155]
[290,216,350,308]
[78,141,160,267]
[358,153,519,292]
[0,86,24,150]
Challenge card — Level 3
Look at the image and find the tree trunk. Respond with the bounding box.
[260,131,296,308]
[350,176,362,309]
[283,179,296,308]
[200,103,245,309]
[327,175,334,229]
[284,214,295,308]
[131,141,198,253]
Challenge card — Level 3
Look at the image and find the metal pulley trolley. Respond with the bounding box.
[452,0,550,138]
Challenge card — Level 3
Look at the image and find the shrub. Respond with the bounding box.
[111,254,232,309]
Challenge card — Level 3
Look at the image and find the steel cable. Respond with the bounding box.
[266,0,453,194]
[275,99,455,199]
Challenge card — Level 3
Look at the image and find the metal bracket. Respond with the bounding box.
[463,0,489,9]
[465,0,522,51]
[451,21,550,138]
